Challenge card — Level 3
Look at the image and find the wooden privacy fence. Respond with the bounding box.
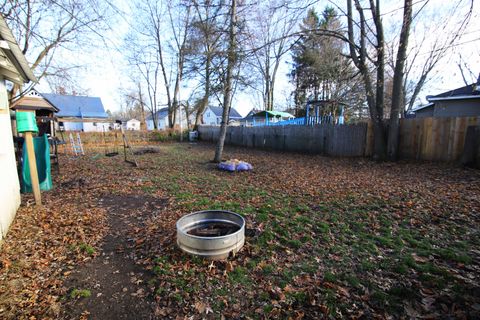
[398,116,480,161]
[199,123,369,157]
[198,116,480,162]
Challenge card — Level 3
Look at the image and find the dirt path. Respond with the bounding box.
[62,194,167,319]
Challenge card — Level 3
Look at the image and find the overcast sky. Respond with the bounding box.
[36,0,480,117]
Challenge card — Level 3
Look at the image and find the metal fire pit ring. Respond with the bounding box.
[176,210,245,260]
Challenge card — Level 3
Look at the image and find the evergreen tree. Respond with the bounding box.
[290,7,365,119]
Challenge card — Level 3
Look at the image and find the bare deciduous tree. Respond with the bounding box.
[399,0,474,115]
[245,0,306,111]
[2,0,110,98]
[346,0,413,160]
[214,0,237,163]
[187,0,227,129]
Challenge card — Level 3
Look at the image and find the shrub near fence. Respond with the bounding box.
[199,116,480,162]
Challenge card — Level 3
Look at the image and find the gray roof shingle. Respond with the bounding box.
[146,107,169,121]
[208,106,242,118]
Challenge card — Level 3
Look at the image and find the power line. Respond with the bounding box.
[417,37,480,56]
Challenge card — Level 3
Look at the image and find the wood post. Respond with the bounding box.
[24,131,41,205]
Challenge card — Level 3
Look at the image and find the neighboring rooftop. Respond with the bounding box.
[208,106,243,119]
[41,93,108,118]
[427,79,480,101]
[146,107,169,121]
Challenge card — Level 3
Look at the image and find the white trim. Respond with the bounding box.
[428,95,480,102]
[413,102,434,111]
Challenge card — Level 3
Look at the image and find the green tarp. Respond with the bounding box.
[21,134,52,193]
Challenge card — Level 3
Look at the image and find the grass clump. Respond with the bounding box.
[70,288,91,299]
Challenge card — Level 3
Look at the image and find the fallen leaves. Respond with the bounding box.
[1,142,480,319]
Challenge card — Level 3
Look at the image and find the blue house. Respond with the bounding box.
[41,93,109,132]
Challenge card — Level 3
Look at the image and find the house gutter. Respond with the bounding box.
[428,95,480,102]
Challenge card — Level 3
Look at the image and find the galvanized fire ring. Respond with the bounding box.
[176,210,245,260]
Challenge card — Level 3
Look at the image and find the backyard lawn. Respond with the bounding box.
[1,142,479,319]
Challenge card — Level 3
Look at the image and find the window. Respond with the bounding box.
[93,122,97,126]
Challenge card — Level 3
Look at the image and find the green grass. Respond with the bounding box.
[228,266,250,285]
[70,288,91,299]
[139,143,478,318]
[74,243,95,255]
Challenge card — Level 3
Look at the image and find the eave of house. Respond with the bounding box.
[428,95,480,102]
[0,17,36,84]
[413,102,434,112]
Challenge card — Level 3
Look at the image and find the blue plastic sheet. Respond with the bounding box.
[218,159,253,172]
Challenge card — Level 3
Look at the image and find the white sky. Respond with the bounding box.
[35,0,480,117]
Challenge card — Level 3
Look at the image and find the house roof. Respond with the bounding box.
[245,108,262,117]
[146,107,169,121]
[0,16,36,84]
[412,102,434,112]
[41,93,108,118]
[208,106,243,119]
[427,82,480,102]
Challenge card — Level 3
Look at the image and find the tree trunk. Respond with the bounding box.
[194,54,212,130]
[387,0,413,161]
[138,83,146,130]
[214,0,236,163]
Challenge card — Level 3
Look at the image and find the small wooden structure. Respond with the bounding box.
[11,89,62,169]
[11,89,59,135]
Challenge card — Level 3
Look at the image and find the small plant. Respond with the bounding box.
[262,264,274,275]
[70,288,91,299]
[78,243,96,255]
[228,266,249,285]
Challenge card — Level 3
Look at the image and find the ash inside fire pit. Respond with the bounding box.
[187,221,240,237]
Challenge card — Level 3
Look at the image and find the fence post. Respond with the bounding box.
[365,120,374,157]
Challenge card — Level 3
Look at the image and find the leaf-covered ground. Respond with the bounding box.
[1,142,479,319]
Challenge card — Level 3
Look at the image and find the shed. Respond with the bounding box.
[124,119,140,131]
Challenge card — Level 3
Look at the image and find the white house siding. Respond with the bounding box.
[147,117,168,131]
[126,120,140,131]
[83,122,110,132]
[203,108,220,125]
[60,121,110,132]
[146,115,190,131]
[0,76,21,240]
[61,121,83,131]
